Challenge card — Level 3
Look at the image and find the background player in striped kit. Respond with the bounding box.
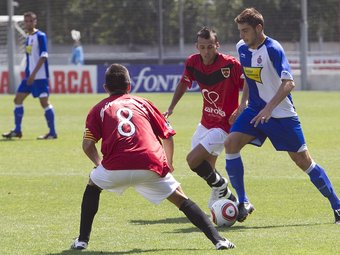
[2,11,57,140]
[224,7,340,224]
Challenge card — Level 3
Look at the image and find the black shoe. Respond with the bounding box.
[334,209,340,224]
[237,202,255,222]
[2,130,22,139]
[37,133,57,140]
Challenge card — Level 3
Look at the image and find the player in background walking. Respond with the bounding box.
[164,27,248,214]
[71,63,235,250]
[2,11,57,140]
[224,7,340,223]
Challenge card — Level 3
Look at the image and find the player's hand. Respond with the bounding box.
[168,164,175,173]
[228,104,246,125]
[250,108,271,127]
[229,109,238,125]
[27,75,35,85]
[163,108,173,118]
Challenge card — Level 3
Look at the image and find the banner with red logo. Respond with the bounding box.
[0,66,97,94]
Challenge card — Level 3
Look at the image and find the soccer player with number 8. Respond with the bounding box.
[71,63,235,250]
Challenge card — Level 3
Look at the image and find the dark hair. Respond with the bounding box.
[234,8,264,29]
[23,11,37,20]
[196,27,218,43]
[105,64,130,93]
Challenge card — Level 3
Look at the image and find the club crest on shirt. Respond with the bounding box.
[221,67,230,78]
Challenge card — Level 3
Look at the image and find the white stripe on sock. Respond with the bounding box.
[225,153,241,160]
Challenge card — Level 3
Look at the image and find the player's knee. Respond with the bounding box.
[168,188,188,208]
[88,178,102,191]
[292,155,312,171]
[225,134,248,154]
[14,97,22,105]
[186,153,198,169]
[224,137,235,153]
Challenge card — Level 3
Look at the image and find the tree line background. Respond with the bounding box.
[1,0,340,48]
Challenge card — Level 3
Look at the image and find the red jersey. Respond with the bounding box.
[180,53,243,133]
[85,94,176,177]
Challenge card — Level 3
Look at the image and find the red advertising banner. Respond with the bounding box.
[0,66,97,94]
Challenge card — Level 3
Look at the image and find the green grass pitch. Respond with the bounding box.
[0,91,340,255]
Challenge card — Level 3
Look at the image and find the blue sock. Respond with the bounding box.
[307,163,340,210]
[225,154,248,203]
[14,105,24,133]
[44,106,56,135]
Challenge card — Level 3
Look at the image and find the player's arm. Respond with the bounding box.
[229,80,249,125]
[147,98,176,171]
[239,79,249,109]
[82,128,102,167]
[251,79,295,127]
[82,139,101,167]
[27,56,47,85]
[162,136,174,172]
[164,81,188,118]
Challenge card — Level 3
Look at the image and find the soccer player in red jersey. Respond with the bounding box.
[71,64,235,250]
[165,27,247,210]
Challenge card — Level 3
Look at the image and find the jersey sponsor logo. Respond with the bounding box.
[243,66,263,83]
[221,67,230,78]
[202,89,226,117]
[202,89,219,107]
[26,45,32,55]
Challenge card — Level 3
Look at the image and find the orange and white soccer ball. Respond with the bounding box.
[210,198,239,227]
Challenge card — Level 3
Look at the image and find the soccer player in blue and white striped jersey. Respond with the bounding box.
[224,7,340,224]
[2,11,57,140]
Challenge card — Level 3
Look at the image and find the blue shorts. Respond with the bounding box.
[17,79,50,98]
[231,107,306,152]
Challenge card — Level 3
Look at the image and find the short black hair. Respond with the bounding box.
[105,64,130,94]
[196,27,218,43]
